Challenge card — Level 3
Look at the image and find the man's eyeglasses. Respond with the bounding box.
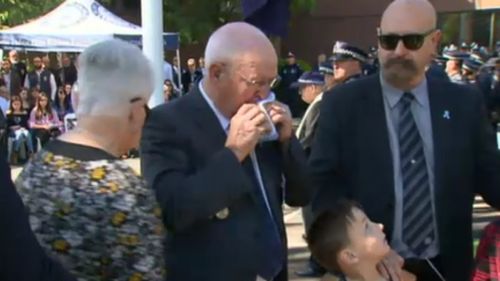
[377,29,435,51]
[130,97,150,121]
[238,72,281,89]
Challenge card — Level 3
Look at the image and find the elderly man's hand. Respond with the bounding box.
[225,104,270,162]
[377,250,404,281]
[267,101,293,143]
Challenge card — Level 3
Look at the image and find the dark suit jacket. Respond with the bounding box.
[11,62,27,84]
[0,156,75,281]
[141,85,310,281]
[181,69,202,94]
[310,74,500,281]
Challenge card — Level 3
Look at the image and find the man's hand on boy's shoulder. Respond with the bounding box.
[400,270,416,281]
[377,250,404,281]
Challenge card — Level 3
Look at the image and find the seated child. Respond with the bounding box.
[307,199,415,281]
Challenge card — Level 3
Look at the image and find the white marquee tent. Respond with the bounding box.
[0,0,179,52]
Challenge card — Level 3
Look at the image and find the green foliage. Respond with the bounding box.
[0,0,64,27]
[0,0,317,45]
[440,13,461,45]
[163,0,317,45]
[278,58,312,72]
[290,0,317,14]
[163,0,242,44]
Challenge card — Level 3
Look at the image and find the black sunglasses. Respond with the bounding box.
[377,29,435,51]
[130,97,150,121]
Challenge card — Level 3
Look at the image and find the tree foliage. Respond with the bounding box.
[0,0,316,44]
[0,0,64,27]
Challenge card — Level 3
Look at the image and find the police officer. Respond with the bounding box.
[318,61,336,91]
[364,46,380,76]
[426,52,449,81]
[278,51,304,117]
[478,58,500,130]
[462,58,482,85]
[330,41,368,84]
[443,50,468,84]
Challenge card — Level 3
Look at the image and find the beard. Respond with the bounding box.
[382,57,419,88]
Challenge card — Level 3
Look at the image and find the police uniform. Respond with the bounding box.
[330,41,368,84]
[462,58,483,85]
[318,62,333,76]
[278,52,304,117]
[280,52,303,86]
[443,50,468,85]
[319,62,335,91]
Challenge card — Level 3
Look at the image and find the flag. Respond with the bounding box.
[241,0,291,37]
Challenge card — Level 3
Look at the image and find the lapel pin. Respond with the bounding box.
[215,208,230,220]
[443,110,451,120]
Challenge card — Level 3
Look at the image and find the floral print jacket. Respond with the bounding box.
[15,150,165,281]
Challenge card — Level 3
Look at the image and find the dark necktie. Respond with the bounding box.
[242,153,284,280]
[398,92,435,256]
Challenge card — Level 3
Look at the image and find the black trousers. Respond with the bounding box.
[404,255,444,281]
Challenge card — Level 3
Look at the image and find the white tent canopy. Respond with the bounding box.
[0,0,179,51]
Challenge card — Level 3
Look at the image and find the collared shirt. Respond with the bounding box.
[198,81,275,219]
[380,75,439,259]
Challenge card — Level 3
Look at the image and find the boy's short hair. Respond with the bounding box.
[306,199,363,273]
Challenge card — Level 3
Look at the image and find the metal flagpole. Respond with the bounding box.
[176,48,182,95]
[141,0,164,108]
[489,12,496,51]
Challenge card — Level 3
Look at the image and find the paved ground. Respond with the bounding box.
[11,159,500,281]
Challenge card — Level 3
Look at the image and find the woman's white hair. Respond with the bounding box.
[76,39,154,117]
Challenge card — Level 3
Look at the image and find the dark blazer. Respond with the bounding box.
[141,85,310,281]
[11,62,27,84]
[0,156,75,281]
[181,69,203,94]
[310,74,500,281]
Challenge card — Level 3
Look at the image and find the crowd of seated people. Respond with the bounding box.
[0,85,76,164]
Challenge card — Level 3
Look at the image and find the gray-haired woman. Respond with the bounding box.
[16,39,164,281]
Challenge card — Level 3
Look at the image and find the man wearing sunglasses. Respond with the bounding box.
[310,1,500,281]
[330,41,368,85]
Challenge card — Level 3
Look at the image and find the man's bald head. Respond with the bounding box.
[204,22,277,69]
[203,22,279,118]
[381,0,437,33]
[378,0,441,90]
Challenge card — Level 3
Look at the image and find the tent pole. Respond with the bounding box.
[141,0,164,108]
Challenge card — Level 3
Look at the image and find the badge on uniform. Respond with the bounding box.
[215,208,230,220]
[43,76,48,82]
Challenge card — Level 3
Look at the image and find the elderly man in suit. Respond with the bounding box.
[310,0,500,280]
[141,22,310,281]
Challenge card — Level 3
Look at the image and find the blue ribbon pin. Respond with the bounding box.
[443,110,451,120]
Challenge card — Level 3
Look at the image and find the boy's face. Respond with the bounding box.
[343,207,390,263]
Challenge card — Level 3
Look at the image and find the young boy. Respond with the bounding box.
[307,200,415,281]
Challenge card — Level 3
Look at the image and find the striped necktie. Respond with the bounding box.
[398,92,435,256]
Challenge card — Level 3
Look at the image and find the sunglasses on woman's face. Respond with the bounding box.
[377,29,435,51]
